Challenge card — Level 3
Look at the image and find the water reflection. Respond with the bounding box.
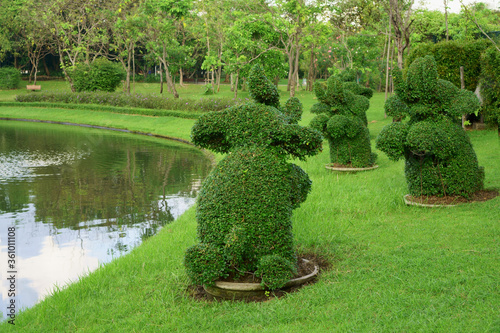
[0,121,211,318]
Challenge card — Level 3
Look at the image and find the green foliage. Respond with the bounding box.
[247,64,280,108]
[256,254,297,290]
[71,58,126,93]
[406,40,489,92]
[281,97,302,124]
[376,122,409,161]
[184,243,227,286]
[203,84,214,95]
[185,65,322,289]
[0,67,21,89]
[309,74,376,167]
[343,81,373,99]
[15,91,243,113]
[480,47,500,126]
[384,95,409,121]
[376,56,484,197]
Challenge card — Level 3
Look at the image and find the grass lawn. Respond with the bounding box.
[1,82,499,332]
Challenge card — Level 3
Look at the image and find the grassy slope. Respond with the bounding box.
[0,83,499,332]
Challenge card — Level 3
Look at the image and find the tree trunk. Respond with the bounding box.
[160,62,164,94]
[125,49,131,94]
[132,46,136,94]
[58,45,75,92]
[234,70,239,98]
[385,17,392,104]
[164,65,179,98]
[42,57,50,77]
[179,68,184,87]
[290,39,300,98]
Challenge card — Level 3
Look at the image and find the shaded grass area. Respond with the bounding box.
[0,88,499,332]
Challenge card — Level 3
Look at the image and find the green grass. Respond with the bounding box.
[1,84,499,332]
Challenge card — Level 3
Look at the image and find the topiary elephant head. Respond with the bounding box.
[376,56,484,197]
[184,65,322,289]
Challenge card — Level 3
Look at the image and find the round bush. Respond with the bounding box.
[0,67,21,89]
[376,56,484,198]
[71,58,125,92]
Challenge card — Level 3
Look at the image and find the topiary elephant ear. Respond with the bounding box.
[248,64,280,108]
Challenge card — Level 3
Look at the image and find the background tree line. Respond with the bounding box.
[0,0,499,98]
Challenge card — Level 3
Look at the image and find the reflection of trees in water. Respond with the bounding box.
[31,143,209,233]
[0,123,212,239]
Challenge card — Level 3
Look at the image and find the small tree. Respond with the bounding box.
[184,65,322,289]
[309,71,376,168]
[376,55,484,197]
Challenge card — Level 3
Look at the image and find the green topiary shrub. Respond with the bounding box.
[184,64,322,289]
[309,72,376,168]
[0,67,21,89]
[71,58,125,92]
[376,56,484,198]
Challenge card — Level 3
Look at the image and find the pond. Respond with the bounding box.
[0,121,211,319]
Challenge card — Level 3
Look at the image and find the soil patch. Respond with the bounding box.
[406,189,499,206]
[186,252,330,302]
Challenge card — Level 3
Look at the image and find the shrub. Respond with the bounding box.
[480,46,500,128]
[0,67,21,89]
[71,58,125,92]
[406,40,489,92]
[309,71,376,168]
[184,64,322,289]
[376,56,484,198]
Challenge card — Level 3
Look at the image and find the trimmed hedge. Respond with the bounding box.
[309,71,376,168]
[376,56,484,198]
[0,67,21,89]
[0,102,200,119]
[15,91,243,113]
[184,64,322,289]
[480,46,500,128]
[406,40,489,92]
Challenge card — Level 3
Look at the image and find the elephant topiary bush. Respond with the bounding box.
[376,55,484,198]
[309,72,377,168]
[184,65,322,290]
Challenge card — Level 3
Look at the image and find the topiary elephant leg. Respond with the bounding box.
[256,254,297,290]
[184,243,227,286]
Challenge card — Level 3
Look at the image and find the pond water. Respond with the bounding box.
[0,121,211,319]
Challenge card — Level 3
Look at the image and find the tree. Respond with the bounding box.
[143,0,192,98]
[388,0,415,69]
[107,0,144,94]
[42,0,111,91]
[21,0,54,84]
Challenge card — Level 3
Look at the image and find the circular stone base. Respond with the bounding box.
[325,164,379,172]
[403,194,456,208]
[203,259,319,299]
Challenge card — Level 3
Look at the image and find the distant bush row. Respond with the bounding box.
[15,91,246,113]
